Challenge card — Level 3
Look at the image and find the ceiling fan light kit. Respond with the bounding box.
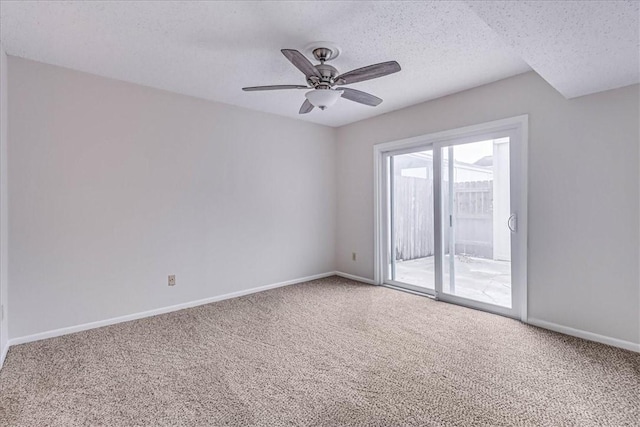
[242,43,401,114]
[305,89,343,110]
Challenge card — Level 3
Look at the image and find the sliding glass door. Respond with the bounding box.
[380,123,526,319]
[438,137,515,314]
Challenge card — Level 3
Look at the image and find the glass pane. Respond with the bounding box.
[442,138,512,307]
[391,150,435,290]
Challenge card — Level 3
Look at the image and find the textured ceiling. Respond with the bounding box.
[0,1,530,127]
[467,1,640,99]
[0,1,637,127]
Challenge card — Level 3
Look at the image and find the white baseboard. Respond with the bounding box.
[7,271,336,348]
[527,317,640,353]
[0,342,8,368]
[334,271,376,285]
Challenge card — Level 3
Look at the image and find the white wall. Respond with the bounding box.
[336,72,640,345]
[8,57,337,339]
[0,44,8,363]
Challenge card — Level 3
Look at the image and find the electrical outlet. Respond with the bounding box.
[168,275,176,286]
[352,252,357,261]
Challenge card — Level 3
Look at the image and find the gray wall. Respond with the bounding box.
[336,72,640,345]
[8,57,337,339]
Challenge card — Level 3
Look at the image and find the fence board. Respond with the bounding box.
[394,177,493,260]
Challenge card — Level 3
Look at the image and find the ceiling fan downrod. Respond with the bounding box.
[312,47,335,63]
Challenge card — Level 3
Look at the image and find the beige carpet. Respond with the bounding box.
[0,276,638,426]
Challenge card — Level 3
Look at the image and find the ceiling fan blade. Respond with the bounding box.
[281,49,321,78]
[336,61,401,85]
[299,99,314,114]
[242,85,308,91]
[337,87,383,106]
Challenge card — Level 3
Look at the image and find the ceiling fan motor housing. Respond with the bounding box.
[308,63,339,88]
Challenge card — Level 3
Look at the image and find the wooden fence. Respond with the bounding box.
[393,177,493,261]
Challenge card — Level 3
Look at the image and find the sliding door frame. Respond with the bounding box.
[381,148,439,296]
[373,115,528,321]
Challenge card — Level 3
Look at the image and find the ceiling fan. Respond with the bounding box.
[242,44,401,114]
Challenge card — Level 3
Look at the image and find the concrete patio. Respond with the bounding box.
[395,255,511,307]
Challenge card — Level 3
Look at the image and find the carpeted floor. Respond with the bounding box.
[0,276,638,426]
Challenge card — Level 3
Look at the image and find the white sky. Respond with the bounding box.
[453,139,495,164]
[405,137,509,165]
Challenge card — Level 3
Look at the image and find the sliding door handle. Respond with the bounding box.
[507,213,517,233]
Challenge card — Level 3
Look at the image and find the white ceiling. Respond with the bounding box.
[0,1,637,127]
[467,1,640,99]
